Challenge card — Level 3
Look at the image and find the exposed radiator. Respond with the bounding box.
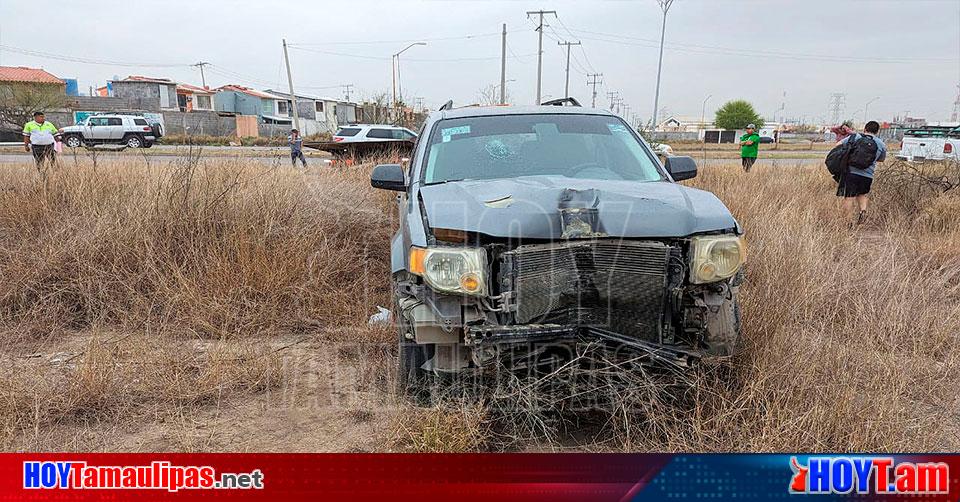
[500,240,671,341]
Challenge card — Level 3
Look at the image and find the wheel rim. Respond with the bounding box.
[127,137,141,148]
[67,137,80,148]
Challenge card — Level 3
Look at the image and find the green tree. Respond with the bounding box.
[714,99,764,130]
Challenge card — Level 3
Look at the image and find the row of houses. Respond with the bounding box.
[0,65,395,138]
[96,75,360,136]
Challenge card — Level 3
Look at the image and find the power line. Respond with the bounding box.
[287,32,501,47]
[560,27,952,64]
[288,45,533,63]
[0,44,190,68]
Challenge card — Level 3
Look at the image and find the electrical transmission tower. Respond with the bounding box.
[828,93,846,125]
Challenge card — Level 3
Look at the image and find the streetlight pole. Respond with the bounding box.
[864,96,880,123]
[392,42,426,124]
[651,0,674,133]
[700,94,712,142]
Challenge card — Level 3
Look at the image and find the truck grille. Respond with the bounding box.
[501,240,671,341]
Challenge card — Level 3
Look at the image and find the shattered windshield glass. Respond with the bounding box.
[422,114,664,184]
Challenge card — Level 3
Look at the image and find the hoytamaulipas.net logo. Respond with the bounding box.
[789,456,948,495]
[24,461,264,492]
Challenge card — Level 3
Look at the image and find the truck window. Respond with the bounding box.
[336,128,361,137]
[134,118,148,126]
[107,118,122,126]
[366,129,393,139]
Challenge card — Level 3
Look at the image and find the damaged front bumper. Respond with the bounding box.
[464,324,702,370]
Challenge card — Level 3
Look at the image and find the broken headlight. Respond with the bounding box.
[408,246,487,296]
[689,235,745,284]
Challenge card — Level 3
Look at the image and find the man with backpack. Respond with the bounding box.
[831,120,886,225]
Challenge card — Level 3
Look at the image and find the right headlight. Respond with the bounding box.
[408,246,488,296]
[689,235,746,284]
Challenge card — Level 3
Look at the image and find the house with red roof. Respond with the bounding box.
[175,83,215,112]
[0,65,65,91]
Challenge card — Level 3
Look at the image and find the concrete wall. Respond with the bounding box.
[112,81,178,110]
[649,131,699,142]
[66,95,160,113]
[258,123,290,138]
[161,110,237,136]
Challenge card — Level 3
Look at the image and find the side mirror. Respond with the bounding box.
[370,163,406,191]
[664,156,698,181]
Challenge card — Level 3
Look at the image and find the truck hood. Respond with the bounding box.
[417,176,737,239]
[60,125,82,132]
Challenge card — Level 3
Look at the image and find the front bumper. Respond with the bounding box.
[465,323,701,369]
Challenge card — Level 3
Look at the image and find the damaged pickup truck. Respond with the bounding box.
[370,103,745,390]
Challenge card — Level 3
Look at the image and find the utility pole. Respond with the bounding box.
[863,96,880,124]
[341,84,353,101]
[281,39,300,131]
[607,91,619,111]
[557,40,581,99]
[500,23,507,105]
[651,0,675,133]
[587,73,602,108]
[192,61,210,88]
[526,9,556,104]
[951,83,960,122]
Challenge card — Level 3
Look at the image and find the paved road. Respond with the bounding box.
[0,150,823,167]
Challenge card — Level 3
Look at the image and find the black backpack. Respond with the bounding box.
[825,134,878,178]
[825,134,856,178]
[847,134,878,170]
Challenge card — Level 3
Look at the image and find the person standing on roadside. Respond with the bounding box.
[739,123,760,172]
[288,128,307,168]
[23,111,61,167]
[837,120,886,225]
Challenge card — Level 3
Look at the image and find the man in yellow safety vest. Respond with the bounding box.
[23,111,61,167]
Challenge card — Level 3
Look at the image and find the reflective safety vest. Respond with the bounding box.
[23,120,59,145]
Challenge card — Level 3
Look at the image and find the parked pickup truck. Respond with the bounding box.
[61,114,163,149]
[896,126,960,162]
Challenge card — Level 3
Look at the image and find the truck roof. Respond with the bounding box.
[434,105,617,121]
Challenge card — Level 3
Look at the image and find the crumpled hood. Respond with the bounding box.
[417,176,737,239]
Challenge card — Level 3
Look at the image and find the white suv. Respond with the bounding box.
[333,124,417,143]
[61,114,162,149]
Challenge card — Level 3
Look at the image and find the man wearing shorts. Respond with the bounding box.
[837,120,885,225]
[739,123,760,172]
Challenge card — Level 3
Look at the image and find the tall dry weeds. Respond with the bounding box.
[0,156,395,449]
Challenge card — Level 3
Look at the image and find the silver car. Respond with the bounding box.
[333,124,417,144]
[61,114,161,149]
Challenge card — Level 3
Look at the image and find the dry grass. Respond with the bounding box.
[1,154,958,452]
[0,157,395,449]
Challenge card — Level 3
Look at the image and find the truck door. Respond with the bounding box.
[87,117,109,140]
[106,117,124,140]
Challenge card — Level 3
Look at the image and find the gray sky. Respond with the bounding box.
[2,0,958,123]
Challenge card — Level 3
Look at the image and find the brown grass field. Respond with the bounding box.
[0,153,957,452]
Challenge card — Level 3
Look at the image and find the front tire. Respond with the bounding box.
[64,135,82,148]
[394,294,434,400]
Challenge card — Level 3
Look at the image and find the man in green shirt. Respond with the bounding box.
[23,111,61,167]
[739,123,760,172]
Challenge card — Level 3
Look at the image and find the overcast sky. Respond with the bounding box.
[2,0,958,123]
